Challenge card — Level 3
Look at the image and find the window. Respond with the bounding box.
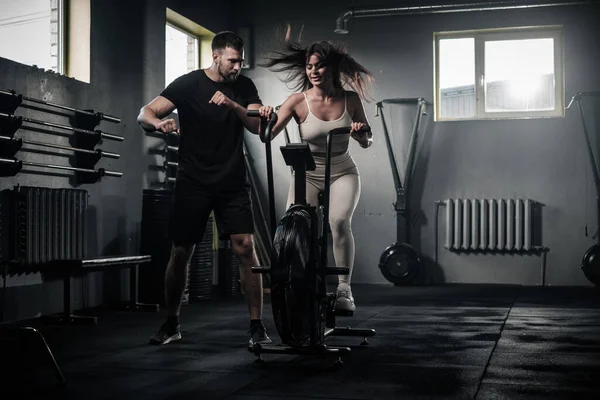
[434,26,564,121]
[165,8,214,89]
[0,0,91,83]
[165,24,199,88]
[0,0,66,73]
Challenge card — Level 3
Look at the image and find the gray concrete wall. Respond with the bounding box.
[235,0,600,286]
[0,0,233,322]
[2,0,598,324]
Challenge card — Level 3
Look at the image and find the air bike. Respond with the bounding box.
[246,110,376,365]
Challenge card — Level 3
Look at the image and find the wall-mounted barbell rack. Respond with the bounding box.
[0,89,124,183]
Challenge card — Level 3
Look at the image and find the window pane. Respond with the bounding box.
[439,38,475,119]
[165,24,198,88]
[0,0,57,72]
[485,38,555,113]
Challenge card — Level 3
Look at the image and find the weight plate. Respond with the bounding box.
[379,242,421,285]
[582,243,600,286]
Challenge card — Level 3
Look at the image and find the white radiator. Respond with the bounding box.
[443,198,534,252]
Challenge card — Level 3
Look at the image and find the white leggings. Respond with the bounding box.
[286,152,361,285]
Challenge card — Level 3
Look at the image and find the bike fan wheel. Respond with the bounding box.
[271,207,313,346]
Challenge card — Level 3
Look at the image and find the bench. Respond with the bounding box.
[1,255,158,386]
[38,255,159,325]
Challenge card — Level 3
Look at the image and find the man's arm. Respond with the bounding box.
[207,91,261,134]
[137,96,178,133]
[234,102,262,134]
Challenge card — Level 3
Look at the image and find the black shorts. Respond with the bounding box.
[169,178,254,246]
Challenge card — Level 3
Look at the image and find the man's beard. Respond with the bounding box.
[218,64,239,82]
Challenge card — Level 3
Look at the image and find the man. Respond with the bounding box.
[137,31,271,348]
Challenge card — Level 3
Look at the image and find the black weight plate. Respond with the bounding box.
[581,243,600,286]
[379,242,421,285]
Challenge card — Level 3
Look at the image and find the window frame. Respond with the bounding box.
[65,0,92,83]
[165,21,201,87]
[434,25,564,122]
[54,0,67,74]
[165,8,215,86]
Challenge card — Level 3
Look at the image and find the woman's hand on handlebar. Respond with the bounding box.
[349,122,365,134]
[350,122,373,148]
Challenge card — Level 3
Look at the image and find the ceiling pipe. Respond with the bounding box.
[334,1,594,34]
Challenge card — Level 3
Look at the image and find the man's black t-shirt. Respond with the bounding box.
[160,69,261,189]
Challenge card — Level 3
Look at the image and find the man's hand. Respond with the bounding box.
[257,105,275,136]
[209,91,239,110]
[156,118,179,134]
[258,105,274,121]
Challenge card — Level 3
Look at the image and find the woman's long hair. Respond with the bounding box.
[260,25,374,101]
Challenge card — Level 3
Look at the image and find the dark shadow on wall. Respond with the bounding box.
[87,205,99,258]
[98,196,130,305]
[0,189,12,265]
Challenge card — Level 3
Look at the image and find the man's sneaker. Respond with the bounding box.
[248,323,272,348]
[335,283,356,315]
[148,322,182,345]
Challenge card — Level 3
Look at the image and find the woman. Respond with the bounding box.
[258,29,374,314]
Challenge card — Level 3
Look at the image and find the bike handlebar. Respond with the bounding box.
[327,125,371,136]
[246,110,278,143]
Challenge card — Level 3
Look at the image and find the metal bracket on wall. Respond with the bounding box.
[0,91,21,115]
